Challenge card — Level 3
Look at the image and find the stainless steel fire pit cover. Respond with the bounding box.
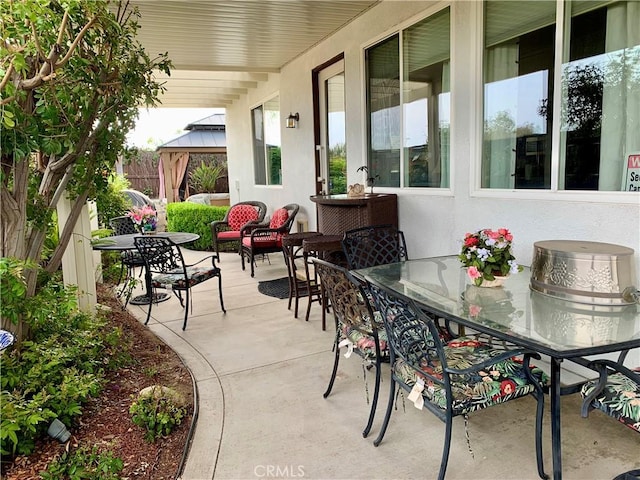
[530,240,636,305]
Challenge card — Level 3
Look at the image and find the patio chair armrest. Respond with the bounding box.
[249,226,281,240]
[187,254,221,268]
[581,359,640,418]
[445,349,540,376]
[240,222,270,237]
[211,220,230,233]
[587,359,640,384]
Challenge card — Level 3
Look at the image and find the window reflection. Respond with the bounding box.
[482,1,555,189]
[561,1,640,191]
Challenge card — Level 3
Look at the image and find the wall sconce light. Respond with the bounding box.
[286,112,299,129]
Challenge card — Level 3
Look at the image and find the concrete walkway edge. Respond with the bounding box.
[147,321,224,480]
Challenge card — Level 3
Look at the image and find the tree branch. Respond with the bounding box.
[0,60,14,91]
[29,20,47,62]
[17,12,97,91]
[55,16,98,69]
[0,95,16,106]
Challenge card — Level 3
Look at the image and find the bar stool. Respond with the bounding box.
[282,232,323,319]
[302,235,345,330]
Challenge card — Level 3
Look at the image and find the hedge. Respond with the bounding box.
[166,202,228,251]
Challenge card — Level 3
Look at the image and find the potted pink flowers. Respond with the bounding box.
[459,228,523,287]
[127,205,157,233]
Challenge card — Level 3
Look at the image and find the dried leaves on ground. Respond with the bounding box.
[2,285,193,480]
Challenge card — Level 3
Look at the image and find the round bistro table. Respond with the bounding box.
[93,232,199,305]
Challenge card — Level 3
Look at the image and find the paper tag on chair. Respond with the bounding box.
[407,377,425,410]
[338,338,354,358]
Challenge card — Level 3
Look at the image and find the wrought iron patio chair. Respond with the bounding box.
[240,203,299,277]
[314,258,388,437]
[109,216,145,305]
[581,356,640,428]
[341,224,408,270]
[365,280,548,480]
[134,236,225,330]
[580,357,640,479]
[210,200,267,257]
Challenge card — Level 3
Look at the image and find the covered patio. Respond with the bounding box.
[107,1,640,479]
[123,248,640,480]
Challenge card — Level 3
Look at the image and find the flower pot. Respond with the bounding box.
[478,275,508,288]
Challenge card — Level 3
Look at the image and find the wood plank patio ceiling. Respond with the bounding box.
[128,0,380,107]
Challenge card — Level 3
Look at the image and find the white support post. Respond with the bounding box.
[88,200,103,284]
[57,194,97,313]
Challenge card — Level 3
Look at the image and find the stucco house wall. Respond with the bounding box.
[225,1,639,274]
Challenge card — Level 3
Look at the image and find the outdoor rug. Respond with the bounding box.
[257,277,298,299]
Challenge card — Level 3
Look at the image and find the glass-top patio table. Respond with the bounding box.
[355,255,640,480]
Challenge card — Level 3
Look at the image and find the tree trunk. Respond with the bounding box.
[0,158,28,260]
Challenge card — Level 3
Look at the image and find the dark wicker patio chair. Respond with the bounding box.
[240,203,299,277]
[134,236,225,330]
[341,224,408,270]
[314,258,388,437]
[210,201,267,257]
[365,280,548,480]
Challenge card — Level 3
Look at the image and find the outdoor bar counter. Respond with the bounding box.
[310,193,398,236]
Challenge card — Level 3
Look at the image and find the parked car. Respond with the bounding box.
[122,189,156,212]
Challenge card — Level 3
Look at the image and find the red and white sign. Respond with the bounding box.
[625,154,640,191]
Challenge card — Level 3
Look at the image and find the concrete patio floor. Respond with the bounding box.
[123,248,640,480]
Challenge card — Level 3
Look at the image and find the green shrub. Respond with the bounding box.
[94,174,131,228]
[129,386,186,443]
[0,262,129,456]
[41,445,123,480]
[166,202,228,250]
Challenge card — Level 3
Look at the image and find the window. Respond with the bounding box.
[561,1,640,191]
[482,0,640,192]
[251,96,281,185]
[366,7,451,188]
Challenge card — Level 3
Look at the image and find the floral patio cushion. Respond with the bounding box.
[341,323,388,361]
[581,372,640,433]
[393,336,549,416]
[228,205,260,231]
[152,265,220,290]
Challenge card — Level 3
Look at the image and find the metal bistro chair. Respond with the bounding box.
[134,236,226,330]
[109,216,145,305]
[210,201,267,257]
[365,280,548,480]
[580,357,640,480]
[281,232,323,319]
[341,224,408,270]
[314,258,388,438]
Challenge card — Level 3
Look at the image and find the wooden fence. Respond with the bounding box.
[123,151,228,198]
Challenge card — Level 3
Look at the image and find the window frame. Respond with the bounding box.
[362,4,453,193]
[472,0,639,204]
[251,94,282,187]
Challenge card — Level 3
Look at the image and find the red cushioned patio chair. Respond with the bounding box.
[210,201,267,257]
[240,203,299,277]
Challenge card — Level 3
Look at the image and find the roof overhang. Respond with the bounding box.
[126,0,379,107]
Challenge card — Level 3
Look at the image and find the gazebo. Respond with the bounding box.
[158,113,227,203]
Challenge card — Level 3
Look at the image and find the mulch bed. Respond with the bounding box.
[2,284,194,480]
